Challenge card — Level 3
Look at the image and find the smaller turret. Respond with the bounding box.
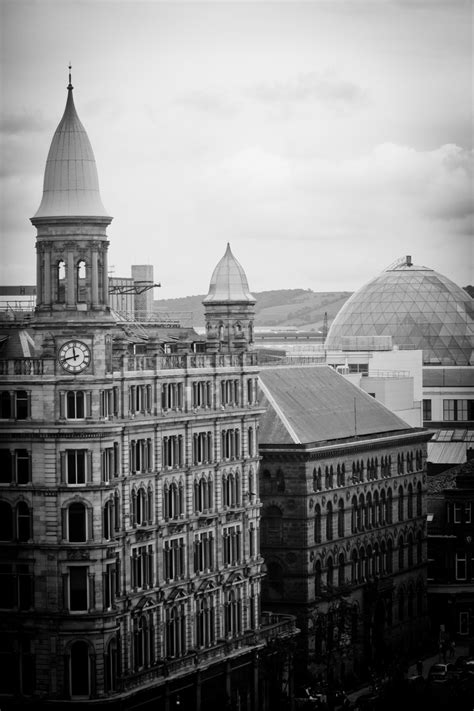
[203,243,255,353]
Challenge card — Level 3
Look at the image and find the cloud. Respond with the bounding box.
[247,71,368,115]
[0,112,49,136]
[175,88,240,117]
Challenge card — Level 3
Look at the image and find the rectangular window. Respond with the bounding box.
[100,388,118,418]
[422,399,432,421]
[161,382,184,411]
[0,391,31,420]
[192,381,212,409]
[162,435,184,468]
[130,545,153,590]
[69,566,88,611]
[454,503,462,523]
[223,525,241,566]
[129,439,152,473]
[443,399,474,421]
[220,379,240,407]
[465,503,472,524]
[0,564,33,610]
[64,450,89,485]
[0,449,12,483]
[15,391,29,420]
[194,531,214,573]
[163,538,185,581]
[459,611,469,635]
[102,444,119,482]
[456,554,467,581]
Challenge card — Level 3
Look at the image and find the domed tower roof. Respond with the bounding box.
[203,243,255,303]
[33,70,109,219]
[325,255,474,365]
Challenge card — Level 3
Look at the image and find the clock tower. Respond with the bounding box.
[31,68,112,323]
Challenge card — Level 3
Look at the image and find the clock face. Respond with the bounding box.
[58,340,91,374]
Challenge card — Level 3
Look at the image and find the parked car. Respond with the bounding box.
[427,662,458,682]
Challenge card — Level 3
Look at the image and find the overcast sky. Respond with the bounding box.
[1,0,472,299]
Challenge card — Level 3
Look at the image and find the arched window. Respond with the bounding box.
[398,535,405,570]
[77,260,87,302]
[351,550,358,584]
[407,533,414,567]
[358,494,364,531]
[326,556,334,588]
[417,531,423,564]
[358,547,365,582]
[338,499,345,538]
[351,496,358,534]
[328,466,334,489]
[387,539,393,574]
[351,549,359,585]
[407,484,414,519]
[379,490,386,525]
[317,468,322,491]
[196,595,216,647]
[315,560,322,595]
[0,501,13,540]
[338,553,345,587]
[104,638,117,693]
[70,640,90,697]
[326,502,334,541]
[373,491,379,527]
[166,601,186,657]
[68,502,86,542]
[380,541,387,575]
[16,501,31,541]
[365,493,372,529]
[325,466,330,489]
[387,488,393,524]
[134,613,154,669]
[57,260,66,303]
[314,504,322,544]
[398,486,404,521]
[365,545,372,579]
[224,588,242,637]
[312,468,318,492]
[416,482,422,517]
[103,500,114,540]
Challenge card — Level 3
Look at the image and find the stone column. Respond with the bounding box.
[102,247,109,306]
[44,249,52,306]
[67,250,75,307]
[91,250,99,307]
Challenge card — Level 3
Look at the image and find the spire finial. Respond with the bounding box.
[67,63,73,91]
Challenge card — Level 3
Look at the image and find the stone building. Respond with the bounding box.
[258,365,431,687]
[427,458,474,651]
[0,76,297,710]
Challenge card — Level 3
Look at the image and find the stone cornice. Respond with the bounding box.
[260,429,431,462]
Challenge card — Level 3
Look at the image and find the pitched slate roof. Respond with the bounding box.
[258,365,411,446]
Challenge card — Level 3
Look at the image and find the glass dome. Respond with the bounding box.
[325,256,474,365]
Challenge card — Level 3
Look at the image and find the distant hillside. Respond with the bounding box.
[154,289,352,330]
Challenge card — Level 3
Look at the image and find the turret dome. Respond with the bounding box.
[203,243,255,303]
[33,76,109,219]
